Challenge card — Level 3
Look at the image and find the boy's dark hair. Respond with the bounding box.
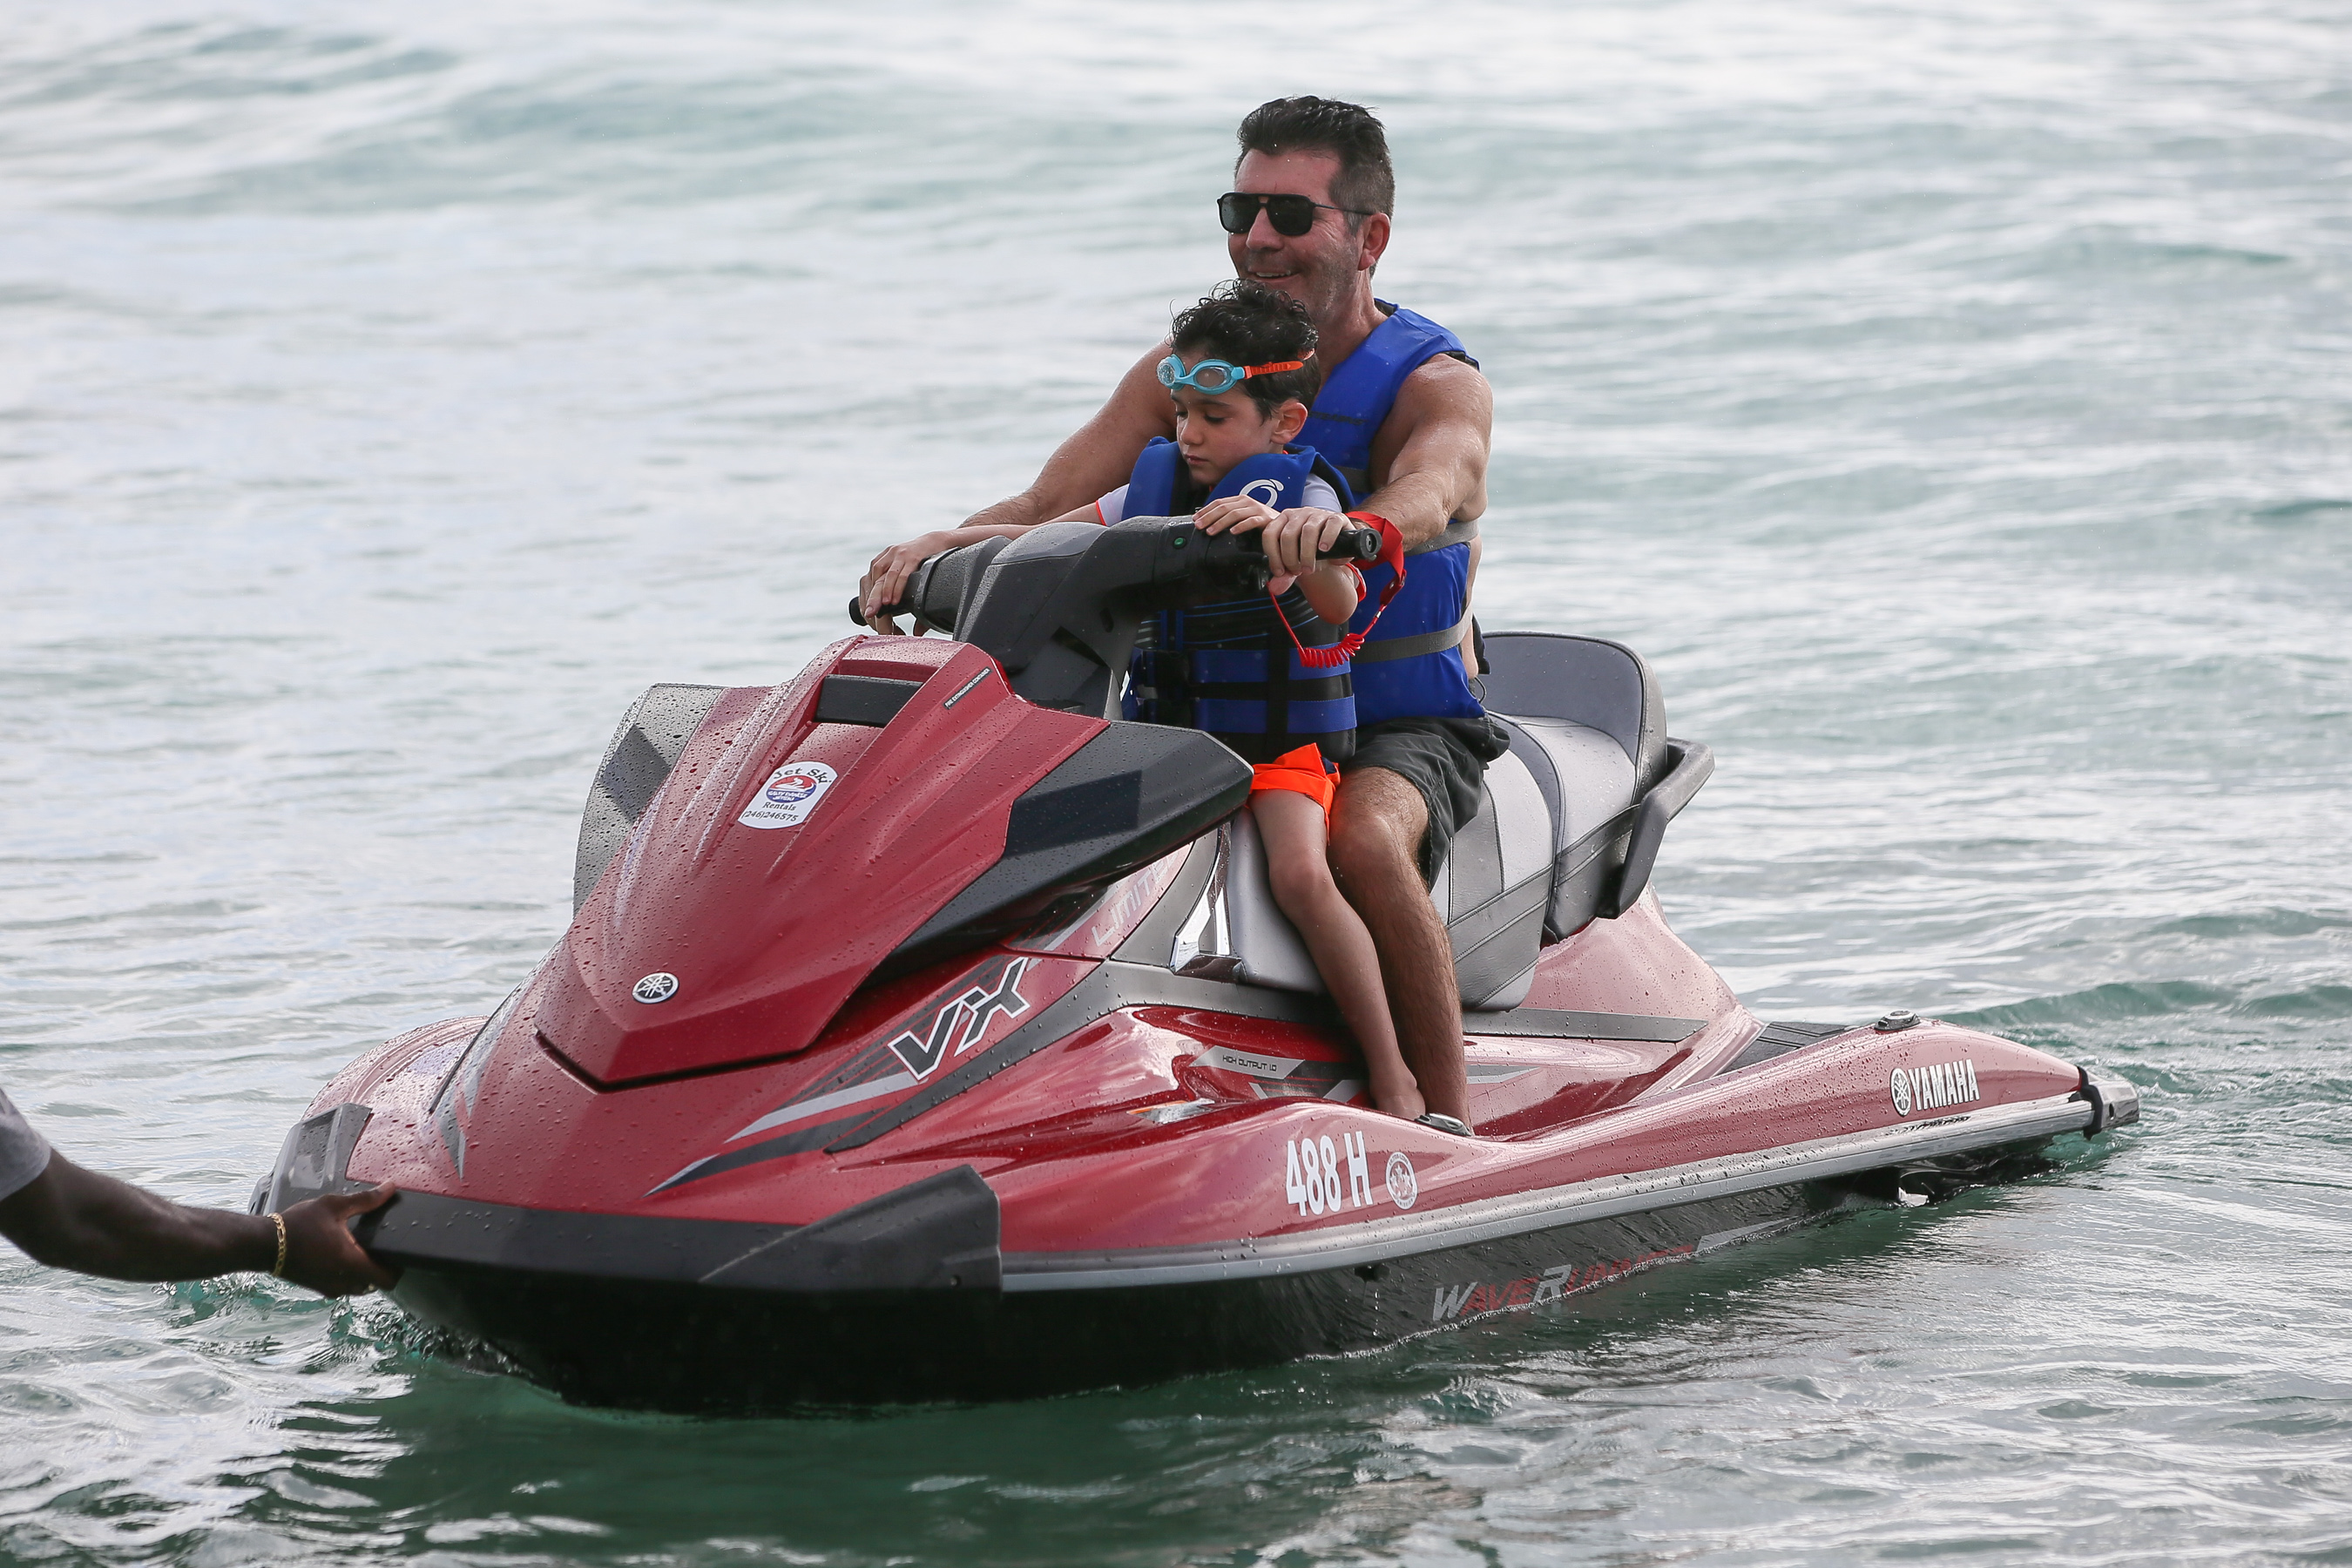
[1169,280,1322,416]
[1234,98,1395,227]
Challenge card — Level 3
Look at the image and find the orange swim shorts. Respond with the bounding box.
[1248,742,1339,817]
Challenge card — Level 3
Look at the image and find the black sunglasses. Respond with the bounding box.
[1216,191,1375,238]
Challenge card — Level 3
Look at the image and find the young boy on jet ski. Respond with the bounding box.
[1045,281,1426,1120]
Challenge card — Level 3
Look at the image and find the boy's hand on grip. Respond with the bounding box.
[1193,496,1278,536]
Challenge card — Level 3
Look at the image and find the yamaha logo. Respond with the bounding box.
[632,972,679,1004]
[1240,477,1284,506]
[1891,1058,1981,1118]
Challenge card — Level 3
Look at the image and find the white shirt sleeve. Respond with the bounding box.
[1092,485,1129,525]
[0,1087,53,1202]
[1303,475,1342,511]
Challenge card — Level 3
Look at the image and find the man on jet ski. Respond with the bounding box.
[859,98,1501,1131]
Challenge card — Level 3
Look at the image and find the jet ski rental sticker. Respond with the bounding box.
[739,760,838,829]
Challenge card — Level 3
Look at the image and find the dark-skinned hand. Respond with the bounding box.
[277,1184,402,1296]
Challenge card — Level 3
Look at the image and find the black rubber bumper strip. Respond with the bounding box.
[357,1166,1000,1292]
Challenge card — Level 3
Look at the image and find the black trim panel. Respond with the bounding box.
[1112,837,1221,963]
[257,1102,374,1213]
[1720,1020,1849,1074]
[815,675,923,727]
[360,1189,791,1284]
[359,1166,1000,1292]
[887,725,1250,974]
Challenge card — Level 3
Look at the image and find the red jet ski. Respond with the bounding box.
[256,518,2137,1411]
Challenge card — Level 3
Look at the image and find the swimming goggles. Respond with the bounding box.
[1158,352,1310,395]
[1217,192,1376,237]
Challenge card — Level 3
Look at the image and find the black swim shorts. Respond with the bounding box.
[1347,714,1511,884]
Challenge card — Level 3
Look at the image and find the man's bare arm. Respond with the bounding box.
[858,341,1178,630]
[962,342,1179,530]
[1355,355,1492,549]
[1248,354,1493,579]
[0,1152,399,1295]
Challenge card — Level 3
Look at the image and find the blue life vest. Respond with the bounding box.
[1299,302,1485,726]
[1123,439,1360,762]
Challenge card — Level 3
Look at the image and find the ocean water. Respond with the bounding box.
[3,1,2348,1562]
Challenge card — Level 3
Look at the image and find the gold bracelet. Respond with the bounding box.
[267,1212,288,1278]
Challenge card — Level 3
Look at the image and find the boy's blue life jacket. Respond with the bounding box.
[1298,301,1485,727]
[1123,438,1360,762]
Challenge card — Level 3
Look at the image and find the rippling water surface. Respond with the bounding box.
[3,2,2348,1562]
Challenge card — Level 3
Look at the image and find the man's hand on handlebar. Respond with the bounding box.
[1206,504,1356,579]
[860,530,967,634]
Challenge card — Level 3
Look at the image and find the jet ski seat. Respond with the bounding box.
[1195,634,1668,1010]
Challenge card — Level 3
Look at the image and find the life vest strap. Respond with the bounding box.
[1415,518,1479,553]
[1352,610,1472,665]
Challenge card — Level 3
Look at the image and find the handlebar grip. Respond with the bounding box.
[1231,525,1382,562]
[848,595,915,628]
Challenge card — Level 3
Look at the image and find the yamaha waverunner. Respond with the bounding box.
[255,517,2137,1411]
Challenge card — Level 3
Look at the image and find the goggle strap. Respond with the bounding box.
[1160,352,1316,393]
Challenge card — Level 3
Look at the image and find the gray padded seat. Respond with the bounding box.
[1184,632,1669,1008]
[1427,748,1554,1008]
[1495,716,1638,941]
[1213,814,1317,993]
[1478,633,1664,940]
[1205,749,1555,1009]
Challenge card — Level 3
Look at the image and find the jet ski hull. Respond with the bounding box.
[381,1180,1843,1410]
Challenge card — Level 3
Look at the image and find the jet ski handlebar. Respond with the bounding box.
[850,519,1380,631]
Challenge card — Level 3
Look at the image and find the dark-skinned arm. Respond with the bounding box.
[858,341,1178,632]
[0,1151,398,1297]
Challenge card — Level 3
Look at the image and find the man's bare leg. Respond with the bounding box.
[1327,767,1470,1125]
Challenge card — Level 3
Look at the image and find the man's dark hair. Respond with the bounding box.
[1169,280,1322,416]
[1234,97,1395,226]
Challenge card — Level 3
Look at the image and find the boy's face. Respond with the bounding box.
[1167,356,1307,486]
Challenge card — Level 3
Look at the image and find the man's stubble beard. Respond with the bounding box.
[1238,250,1360,338]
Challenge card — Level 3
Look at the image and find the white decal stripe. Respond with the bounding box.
[727,1072,918,1142]
[1199,1047,1305,1080]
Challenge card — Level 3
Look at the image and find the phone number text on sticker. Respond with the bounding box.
[739,760,839,830]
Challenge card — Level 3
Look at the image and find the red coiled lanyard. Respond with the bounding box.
[1274,511,1407,670]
